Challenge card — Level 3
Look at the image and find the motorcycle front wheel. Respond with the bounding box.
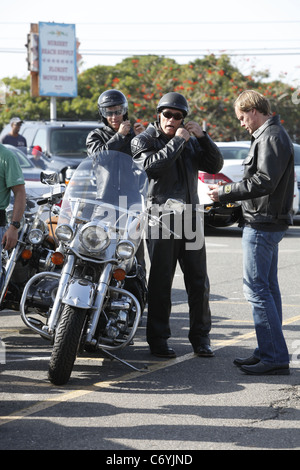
[48,305,87,385]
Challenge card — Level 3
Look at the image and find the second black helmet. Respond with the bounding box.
[98,90,128,120]
[157,92,189,117]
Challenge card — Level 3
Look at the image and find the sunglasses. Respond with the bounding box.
[106,110,124,117]
[161,110,184,121]
[102,106,126,118]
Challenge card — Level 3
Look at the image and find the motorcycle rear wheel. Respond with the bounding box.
[48,305,86,385]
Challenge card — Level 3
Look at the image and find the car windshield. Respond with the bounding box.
[218,146,250,160]
[49,128,94,156]
[7,146,35,169]
[294,145,300,165]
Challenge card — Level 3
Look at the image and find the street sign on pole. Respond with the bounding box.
[38,22,78,98]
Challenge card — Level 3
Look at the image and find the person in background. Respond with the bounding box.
[131,92,223,359]
[208,90,294,375]
[1,117,27,148]
[30,145,46,169]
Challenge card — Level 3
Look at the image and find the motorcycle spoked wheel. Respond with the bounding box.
[48,305,87,385]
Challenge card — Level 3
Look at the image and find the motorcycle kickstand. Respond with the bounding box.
[100,348,148,372]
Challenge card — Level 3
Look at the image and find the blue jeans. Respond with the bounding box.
[242,226,289,365]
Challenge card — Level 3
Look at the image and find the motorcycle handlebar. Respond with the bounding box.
[37,198,49,206]
[37,193,64,206]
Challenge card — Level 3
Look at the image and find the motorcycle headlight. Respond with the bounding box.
[116,241,135,260]
[28,228,44,245]
[27,219,47,244]
[79,222,110,253]
[56,224,74,242]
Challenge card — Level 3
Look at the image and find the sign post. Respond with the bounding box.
[38,22,78,120]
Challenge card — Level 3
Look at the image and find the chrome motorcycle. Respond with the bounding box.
[0,172,64,313]
[20,150,149,385]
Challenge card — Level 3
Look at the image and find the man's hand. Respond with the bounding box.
[2,225,19,251]
[3,183,26,250]
[175,127,190,142]
[133,122,145,135]
[207,184,220,202]
[118,120,131,136]
[184,121,204,138]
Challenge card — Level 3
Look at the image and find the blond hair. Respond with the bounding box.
[234,90,271,116]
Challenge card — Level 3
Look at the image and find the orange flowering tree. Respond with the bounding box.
[77,53,300,142]
[1,54,300,142]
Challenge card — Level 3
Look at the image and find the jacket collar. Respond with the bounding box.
[252,114,280,140]
[151,121,174,142]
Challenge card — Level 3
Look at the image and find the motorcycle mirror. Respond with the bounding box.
[40,171,59,185]
[163,198,185,214]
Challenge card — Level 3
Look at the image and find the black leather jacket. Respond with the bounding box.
[131,122,223,207]
[86,124,135,156]
[86,124,143,203]
[219,115,294,227]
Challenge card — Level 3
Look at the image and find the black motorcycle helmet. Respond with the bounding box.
[156,92,189,117]
[97,89,128,124]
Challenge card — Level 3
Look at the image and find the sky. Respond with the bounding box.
[0,0,300,87]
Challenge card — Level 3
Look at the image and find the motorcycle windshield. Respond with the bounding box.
[58,150,147,235]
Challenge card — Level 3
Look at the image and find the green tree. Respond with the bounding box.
[1,54,299,142]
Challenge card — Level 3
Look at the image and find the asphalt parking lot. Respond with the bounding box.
[0,222,299,451]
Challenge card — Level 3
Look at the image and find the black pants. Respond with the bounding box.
[146,214,211,350]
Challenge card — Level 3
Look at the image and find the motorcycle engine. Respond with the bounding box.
[100,296,132,345]
[26,277,59,314]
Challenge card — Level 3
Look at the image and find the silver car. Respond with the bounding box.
[198,141,299,227]
[294,143,300,214]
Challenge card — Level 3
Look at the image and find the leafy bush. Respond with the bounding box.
[1,54,299,142]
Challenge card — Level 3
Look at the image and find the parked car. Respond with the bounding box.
[294,143,300,214]
[14,120,102,183]
[3,144,43,182]
[2,144,54,198]
[198,141,299,227]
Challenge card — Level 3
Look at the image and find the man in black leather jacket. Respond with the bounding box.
[86,89,144,156]
[86,89,147,309]
[208,90,294,375]
[86,89,145,204]
[131,92,223,358]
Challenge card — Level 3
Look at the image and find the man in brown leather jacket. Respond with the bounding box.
[131,92,223,358]
[208,90,294,375]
